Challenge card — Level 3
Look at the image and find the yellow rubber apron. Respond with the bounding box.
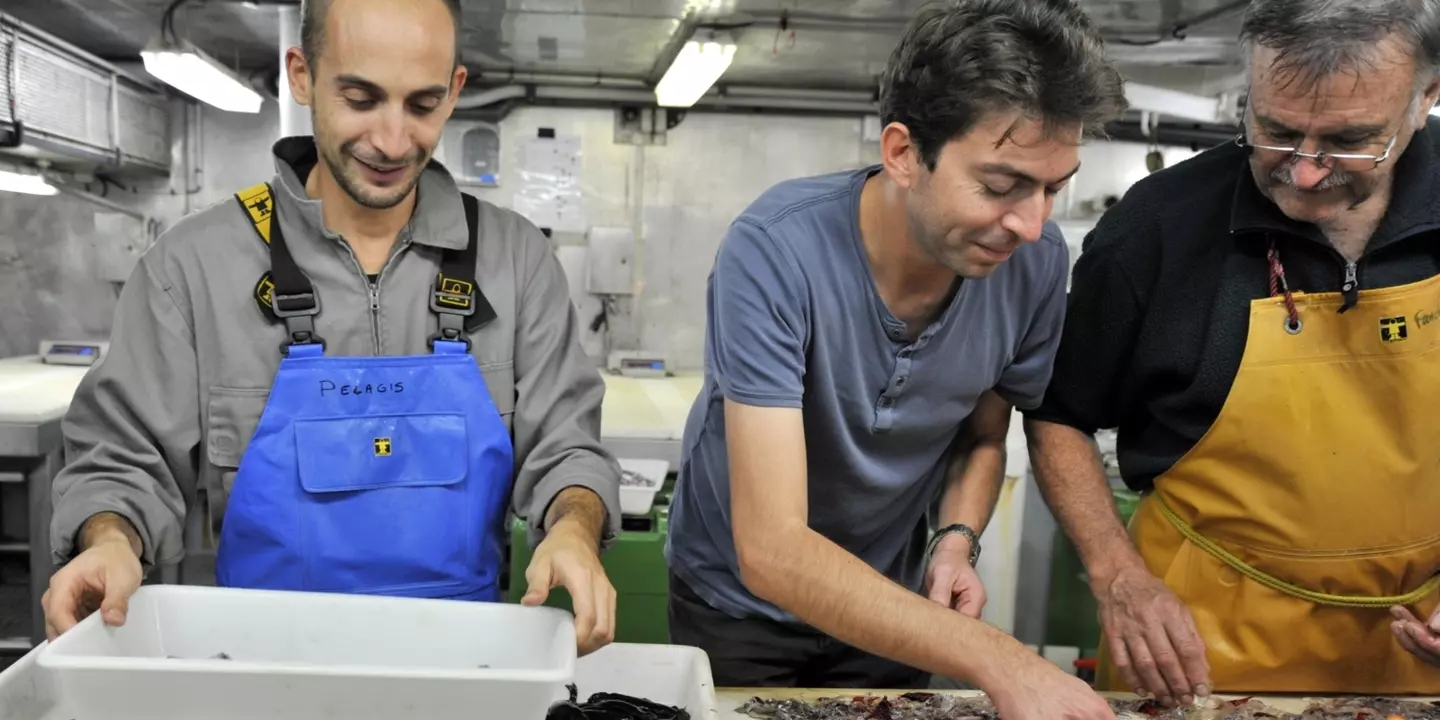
[1096,240,1440,694]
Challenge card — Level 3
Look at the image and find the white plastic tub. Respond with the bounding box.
[35,584,576,720]
[618,457,671,516]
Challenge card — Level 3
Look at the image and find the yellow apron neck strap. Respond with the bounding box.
[234,182,275,246]
[1156,498,1440,608]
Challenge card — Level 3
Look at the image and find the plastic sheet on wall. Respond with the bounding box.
[513,134,586,234]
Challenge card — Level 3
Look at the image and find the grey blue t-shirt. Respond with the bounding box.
[664,165,1070,624]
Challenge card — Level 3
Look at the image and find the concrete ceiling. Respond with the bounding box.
[2,0,1250,92]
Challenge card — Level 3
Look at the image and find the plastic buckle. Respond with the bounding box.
[431,287,477,317]
[272,290,321,318]
[279,331,327,357]
[427,326,471,352]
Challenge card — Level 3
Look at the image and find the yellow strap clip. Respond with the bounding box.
[235,182,275,245]
[1157,498,1440,608]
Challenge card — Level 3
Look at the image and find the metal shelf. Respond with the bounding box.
[0,583,33,652]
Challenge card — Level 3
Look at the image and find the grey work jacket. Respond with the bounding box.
[49,137,622,570]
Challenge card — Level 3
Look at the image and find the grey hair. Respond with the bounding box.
[300,0,464,71]
[877,0,1129,171]
[1239,0,1440,93]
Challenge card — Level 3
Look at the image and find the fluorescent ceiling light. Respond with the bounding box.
[141,40,263,114]
[655,39,736,108]
[0,169,57,196]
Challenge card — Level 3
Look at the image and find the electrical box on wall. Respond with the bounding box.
[586,226,636,296]
[437,120,501,187]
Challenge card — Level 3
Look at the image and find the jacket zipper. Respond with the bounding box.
[1339,260,1359,312]
[338,234,412,354]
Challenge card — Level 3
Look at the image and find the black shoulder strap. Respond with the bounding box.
[429,193,497,347]
[237,184,493,353]
[235,182,324,353]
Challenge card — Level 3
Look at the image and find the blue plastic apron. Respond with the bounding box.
[214,183,513,602]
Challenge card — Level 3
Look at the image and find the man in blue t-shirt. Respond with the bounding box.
[663,1,1129,716]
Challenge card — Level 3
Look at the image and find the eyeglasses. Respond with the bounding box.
[1234,131,1399,171]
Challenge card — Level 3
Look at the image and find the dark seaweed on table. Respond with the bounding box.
[738,692,1440,720]
[546,682,691,720]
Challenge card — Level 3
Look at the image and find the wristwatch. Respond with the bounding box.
[927,523,981,567]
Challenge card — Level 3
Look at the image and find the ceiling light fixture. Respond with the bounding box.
[141,39,263,114]
[654,37,737,108]
[0,168,57,196]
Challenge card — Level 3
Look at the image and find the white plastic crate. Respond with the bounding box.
[35,584,576,720]
[619,457,671,516]
[0,639,717,720]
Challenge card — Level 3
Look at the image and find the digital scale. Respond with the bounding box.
[38,339,109,367]
[607,350,669,378]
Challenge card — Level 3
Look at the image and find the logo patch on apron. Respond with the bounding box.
[373,437,393,456]
[1380,316,1408,343]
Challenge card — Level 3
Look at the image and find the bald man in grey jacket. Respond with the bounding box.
[42,0,620,657]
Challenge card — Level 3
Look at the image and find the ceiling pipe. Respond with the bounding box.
[454,83,875,115]
[454,85,528,109]
[469,69,648,89]
[720,85,874,103]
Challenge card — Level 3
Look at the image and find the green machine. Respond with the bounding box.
[1043,487,1142,659]
[507,490,674,644]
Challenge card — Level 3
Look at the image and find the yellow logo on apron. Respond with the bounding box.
[1380,315,1408,343]
[373,437,392,457]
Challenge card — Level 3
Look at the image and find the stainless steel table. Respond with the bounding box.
[0,356,91,654]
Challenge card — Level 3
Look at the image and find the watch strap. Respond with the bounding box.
[927,523,980,566]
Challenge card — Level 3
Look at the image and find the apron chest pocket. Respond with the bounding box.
[294,412,468,492]
[291,412,476,595]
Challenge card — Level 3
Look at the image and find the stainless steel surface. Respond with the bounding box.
[3,0,1248,96]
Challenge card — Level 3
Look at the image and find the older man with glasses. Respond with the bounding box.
[1022,0,1440,706]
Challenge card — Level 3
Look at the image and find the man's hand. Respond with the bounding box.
[523,486,616,656]
[42,515,143,640]
[1391,605,1440,666]
[1095,564,1210,705]
[924,535,986,618]
[985,648,1117,720]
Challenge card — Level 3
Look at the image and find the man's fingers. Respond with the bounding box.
[1124,633,1173,703]
[583,577,615,655]
[1394,621,1440,665]
[1163,611,1210,700]
[1392,605,1422,625]
[1403,621,1440,659]
[926,567,956,606]
[563,564,597,652]
[1143,623,1191,704]
[100,575,132,627]
[1106,633,1144,696]
[956,587,986,618]
[522,559,553,606]
[45,573,84,637]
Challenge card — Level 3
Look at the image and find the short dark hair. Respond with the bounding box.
[1240,0,1440,94]
[300,0,464,71]
[878,0,1128,170]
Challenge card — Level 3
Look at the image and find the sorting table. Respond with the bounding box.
[599,372,703,466]
[0,356,92,653]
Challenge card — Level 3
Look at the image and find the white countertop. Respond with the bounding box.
[600,372,703,441]
[0,356,92,426]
